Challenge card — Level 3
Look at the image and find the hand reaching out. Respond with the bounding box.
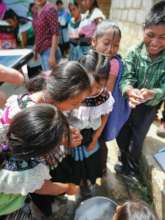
[126,87,155,108]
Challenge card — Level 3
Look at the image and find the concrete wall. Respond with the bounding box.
[109,0,161,56]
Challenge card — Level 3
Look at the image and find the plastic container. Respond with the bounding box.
[74,196,117,220]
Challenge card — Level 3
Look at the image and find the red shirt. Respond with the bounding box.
[32,2,59,53]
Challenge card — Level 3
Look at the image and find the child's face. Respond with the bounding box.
[34,0,47,7]
[144,24,165,58]
[7,18,18,29]
[82,0,94,10]
[55,89,91,111]
[69,4,80,20]
[92,28,121,58]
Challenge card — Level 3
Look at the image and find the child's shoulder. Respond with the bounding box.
[0,160,50,196]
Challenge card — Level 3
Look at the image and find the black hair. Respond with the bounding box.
[68,0,79,8]
[3,9,19,21]
[93,19,121,39]
[3,9,20,40]
[26,61,92,102]
[144,1,165,28]
[80,50,110,84]
[56,0,63,5]
[90,0,99,9]
[115,200,157,220]
[7,104,70,159]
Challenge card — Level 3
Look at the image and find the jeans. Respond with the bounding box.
[40,47,62,71]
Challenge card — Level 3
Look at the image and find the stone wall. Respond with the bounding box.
[109,0,161,56]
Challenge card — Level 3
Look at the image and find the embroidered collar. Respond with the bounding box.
[84,88,110,107]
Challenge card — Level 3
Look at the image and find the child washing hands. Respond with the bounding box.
[67,50,114,198]
[0,104,79,219]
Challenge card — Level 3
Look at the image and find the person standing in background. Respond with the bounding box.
[32,0,61,70]
[68,0,83,60]
[78,0,105,56]
[56,0,71,57]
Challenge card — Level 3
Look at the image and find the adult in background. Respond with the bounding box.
[32,0,61,70]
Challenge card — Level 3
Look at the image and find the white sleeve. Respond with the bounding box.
[90,8,105,21]
[0,163,51,196]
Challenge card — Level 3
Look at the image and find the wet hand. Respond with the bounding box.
[69,128,82,148]
[140,88,155,102]
[126,87,144,108]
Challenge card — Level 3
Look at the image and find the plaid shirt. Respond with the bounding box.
[32,2,59,53]
[121,42,165,106]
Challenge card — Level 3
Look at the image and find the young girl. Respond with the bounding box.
[56,0,71,57]
[4,9,34,48]
[0,104,79,219]
[91,20,131,174]
[113,200,157,220]
[0,61,92,217]
[78,0,105,56]
[67,50,114,198]
[68,0,83,61]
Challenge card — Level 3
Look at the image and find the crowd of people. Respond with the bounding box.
[0,0,164,219]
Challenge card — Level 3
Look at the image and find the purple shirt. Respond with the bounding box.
[32,2,59,53]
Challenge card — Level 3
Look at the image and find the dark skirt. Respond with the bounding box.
[1,203,32,220]
[70,148,102,185]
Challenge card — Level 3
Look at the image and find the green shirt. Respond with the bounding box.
[121,42,165,106]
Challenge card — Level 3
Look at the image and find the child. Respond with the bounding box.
[67,50,114,198]
[78,0,105,56]
[0,61,92,217]
[115,1,165,177]
[68,0,83,61]
[32,0,61,70]
[4,9,34,48]
[113,200,157,220]
[91,20,131,174]
[56,0,71,57]
[0,104,79,219]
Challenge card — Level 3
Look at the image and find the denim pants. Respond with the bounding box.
[40,47,62,70]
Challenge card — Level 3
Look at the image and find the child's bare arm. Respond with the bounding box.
[35,180,79,196]
[0,64,24,85]
[86,114,109,152]
[107,58,120,92]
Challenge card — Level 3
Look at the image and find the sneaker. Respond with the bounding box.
[157,123,165,138]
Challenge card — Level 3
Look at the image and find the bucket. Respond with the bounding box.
[74,196,117,220]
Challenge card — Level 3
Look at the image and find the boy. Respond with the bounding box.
[115,1,165,177]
